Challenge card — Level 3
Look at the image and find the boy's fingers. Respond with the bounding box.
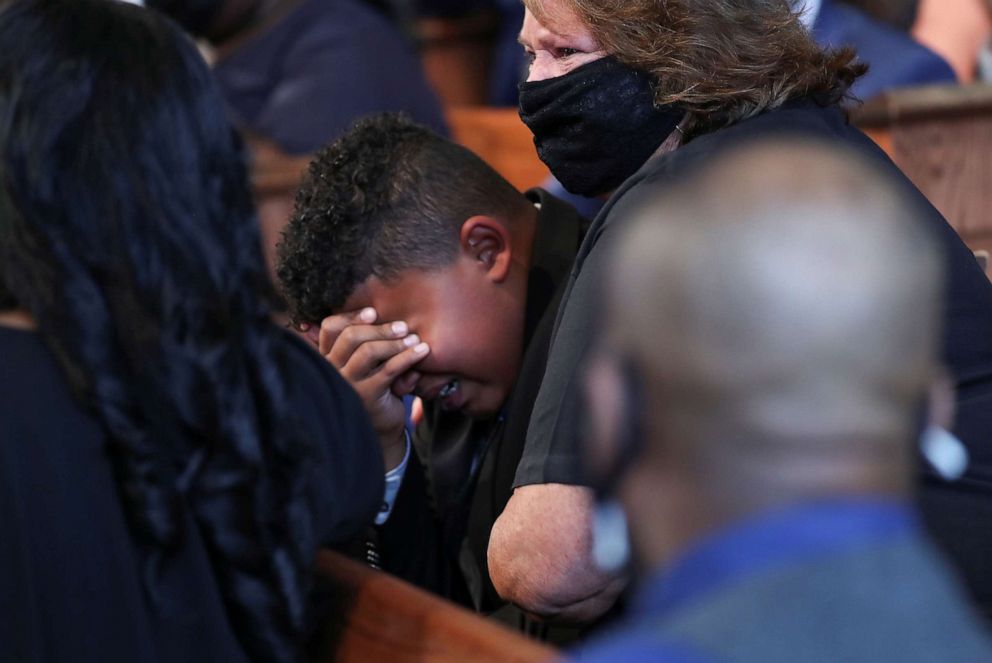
[318,307,379,355]
[328,320,412,367]
[376,342,431,384]
[345,342,430,397]
[340,336,426,380]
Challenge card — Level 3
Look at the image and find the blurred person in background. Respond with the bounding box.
[811,0,956,99]
[840,0,920,29]
[912,0,992,83]
[0,1,383,660]
[489,0,992,625]
[144,0,447,269]
[573,138,992,663]
[145,0,446,155]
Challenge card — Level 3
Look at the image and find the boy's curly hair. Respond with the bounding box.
[276,114,531,326]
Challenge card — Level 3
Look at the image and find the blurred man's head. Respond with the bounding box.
[585,139,943,570]
[277,114,539,418]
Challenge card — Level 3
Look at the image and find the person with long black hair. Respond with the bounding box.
[0,1,383,661]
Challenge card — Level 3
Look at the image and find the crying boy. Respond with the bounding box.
[277,114,588,611]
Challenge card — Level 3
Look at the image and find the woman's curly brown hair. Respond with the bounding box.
[525,0,867,135]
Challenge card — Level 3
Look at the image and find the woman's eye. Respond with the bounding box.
[555,47,580,59]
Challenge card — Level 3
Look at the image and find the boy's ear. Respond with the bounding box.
[460,215,512,283]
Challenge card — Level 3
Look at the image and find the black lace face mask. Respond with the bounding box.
[518,56,683,197]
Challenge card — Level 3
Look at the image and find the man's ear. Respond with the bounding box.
[584,351,627,476]
[927,370,956,431]
[460,215,512,283]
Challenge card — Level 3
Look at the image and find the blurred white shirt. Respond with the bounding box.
[791,0,823,29]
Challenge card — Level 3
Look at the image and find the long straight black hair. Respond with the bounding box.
[0,1,317,659]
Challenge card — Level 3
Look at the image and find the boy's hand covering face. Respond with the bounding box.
[333,216,528,421]
[307,307,430,466]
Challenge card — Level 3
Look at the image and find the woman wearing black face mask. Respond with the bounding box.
[489,0,992,629]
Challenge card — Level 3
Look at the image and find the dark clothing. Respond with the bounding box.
[573,501,992,663]
[411,0,493,17]
[815,0,957,102]
[214,0,447,155]
[520,102,992,614]
[377,189,588,611]
[0,325,383,662]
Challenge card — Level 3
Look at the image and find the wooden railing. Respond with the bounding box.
[853,83,992,255]
[309,550,557,663]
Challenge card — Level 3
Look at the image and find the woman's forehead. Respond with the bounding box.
[523,0,587,38]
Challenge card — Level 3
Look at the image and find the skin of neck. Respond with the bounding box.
[620,424,911,575]
[655,111,692,157]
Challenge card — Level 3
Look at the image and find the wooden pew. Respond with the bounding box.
[416,13,499,108]
[247,109,548,199]
[246,137,313,276]
[853,84,992,255]
[250,138,312,198]
[309,550,557,663]
[446,107,550,191]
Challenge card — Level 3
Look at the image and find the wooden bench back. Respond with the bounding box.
[446,107,550,191]
[416,14,499,108]
[309,551,557,663]
[853,83,992,255]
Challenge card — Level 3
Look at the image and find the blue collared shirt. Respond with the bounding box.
[571,500,918,663]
